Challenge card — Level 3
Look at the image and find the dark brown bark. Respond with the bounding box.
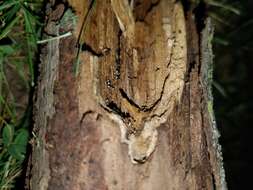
[29,0,226,189]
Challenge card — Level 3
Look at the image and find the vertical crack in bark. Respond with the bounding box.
[114,29,122,80]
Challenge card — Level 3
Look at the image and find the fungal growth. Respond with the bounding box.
[92,0,187,164]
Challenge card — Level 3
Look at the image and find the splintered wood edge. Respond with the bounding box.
[96,1,187,164]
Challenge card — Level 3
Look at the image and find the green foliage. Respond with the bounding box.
[0,123,29,189]
[8,130,29,161]
[1,125,29,161]
[0,0,43,189]
[2,124,14,147]
[0,0,42,87]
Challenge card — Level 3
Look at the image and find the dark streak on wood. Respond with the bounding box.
[186,11,213,189]
[168,84,191,172]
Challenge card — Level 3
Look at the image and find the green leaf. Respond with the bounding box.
[0,45,15,55]
[23,8,37,43]
[1,4,21,27]
[2,124,14,147]
[0,1,18,12]
[23,8,37,86]
[0,15,20,40]
[8,129,29,160]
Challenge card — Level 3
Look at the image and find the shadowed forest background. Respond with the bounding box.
[0,0,252,189]
[212,0,253,189]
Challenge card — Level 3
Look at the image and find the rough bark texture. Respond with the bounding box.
[29,0,227,189]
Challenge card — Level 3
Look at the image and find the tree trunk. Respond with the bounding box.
[29,0,227,189]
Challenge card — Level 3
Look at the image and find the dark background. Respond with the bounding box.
[210,0,253,189]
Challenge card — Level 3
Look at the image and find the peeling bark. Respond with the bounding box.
[29,0,227,190]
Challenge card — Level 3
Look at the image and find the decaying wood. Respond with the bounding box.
[30,0,227,189]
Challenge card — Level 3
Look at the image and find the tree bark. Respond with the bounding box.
[29,0,227,189]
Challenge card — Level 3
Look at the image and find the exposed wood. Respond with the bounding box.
[29,0,227,189]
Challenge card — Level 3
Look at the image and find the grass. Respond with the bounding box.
[0,0,43,189]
